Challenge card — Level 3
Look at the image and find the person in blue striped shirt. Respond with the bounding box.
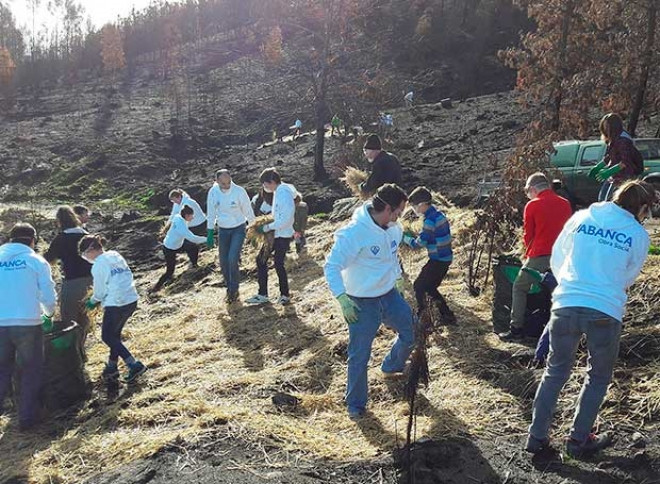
[402,187,457,325]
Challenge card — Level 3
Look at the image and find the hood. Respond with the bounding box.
[585,202,639,231]
[211,181,239,193]
[0,242,34,261]
[277,182,298,198]
[352,202,396,232]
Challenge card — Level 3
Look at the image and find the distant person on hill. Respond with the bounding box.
[153,206,207,292]
[73,205,91,230]
[404,90,414,108]
[168,189,207,236]
[402,187,456,325]
[331,114,342,137]
[291,119,302,140]
[590,113,644,202]
[0,223,57,431]
[324,184,414,420]
[525,181,654,459]
[246,168,297,305]
[44,206,93,352]
[79,235,146,384]
[499,173,572,341]
[360,134,403,197]
[206,169,254,303]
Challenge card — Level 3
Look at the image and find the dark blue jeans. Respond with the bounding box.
[0,326,44,427]
[218,223,246,295]
[101,302,137,363]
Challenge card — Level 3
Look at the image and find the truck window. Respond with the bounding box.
[633,139,660,159]
[580,146,605,166]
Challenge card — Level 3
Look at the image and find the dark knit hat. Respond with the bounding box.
[363,134,382,151]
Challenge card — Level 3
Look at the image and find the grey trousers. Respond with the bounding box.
[511,255,550,329]
[60,276,93,352]
[529,306,621,443]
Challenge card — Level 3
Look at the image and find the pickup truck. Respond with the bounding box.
[549,138,660,207]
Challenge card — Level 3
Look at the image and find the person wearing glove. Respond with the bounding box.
[587,160,606,179]
[500,173,572,342]
[526,180,653,459]
[153,205,207,292]
[0,223,57,431]
[246,168,297,306]
[324,184,414,420]
[207,169,254,303]
[79,234,146,384]
[168,188,207,236]
[404,186,457,325]
[597,113,644,201]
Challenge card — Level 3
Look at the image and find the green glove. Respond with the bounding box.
[402,234,415,246]
[521,266,543,283]
[395,278,405,294]
[337,293,360,324]
[41,314,53,332]
[206,229,215,248]
[587,160,606,179]
[649,245,660,255]
[258,224,270,234]
[85,299,99,310]
[596,164,623,182]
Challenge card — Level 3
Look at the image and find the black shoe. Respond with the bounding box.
[525,434,550,454]
[102,364,120,383]
[225,291,239,304]
[566,432,613,459]
[499,328,524,341]
[123,361,147,383]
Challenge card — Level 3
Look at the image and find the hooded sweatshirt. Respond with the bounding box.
[264,182,297,238]
[324,202,403,298]
[169,192,206,228]
[550,202,649,321]
[163,214,207,250]
[44,227,92,280]
[89,250,139,308]
[0,242,57,326]
[206,181,255,230]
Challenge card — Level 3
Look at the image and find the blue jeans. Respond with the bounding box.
[218,224,246,295]
[0,326,44,427]
[346,289,415,413]
[529,306,621,443]
[102,302,137,363]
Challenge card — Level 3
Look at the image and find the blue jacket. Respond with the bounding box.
[410,206,452,262]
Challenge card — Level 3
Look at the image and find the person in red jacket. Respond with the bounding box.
[500,172,572,341]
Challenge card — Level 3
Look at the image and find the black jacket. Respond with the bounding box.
[361,151,403,195]
[44,228,92,280]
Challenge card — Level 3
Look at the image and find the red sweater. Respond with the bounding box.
[523,190,572,258]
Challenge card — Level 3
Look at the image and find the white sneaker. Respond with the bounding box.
[277,295,291,305]
[245,294,270,304]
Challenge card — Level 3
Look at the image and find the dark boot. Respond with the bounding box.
[435,299,457,326]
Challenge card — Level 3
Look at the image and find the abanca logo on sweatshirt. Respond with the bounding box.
[110,267,131,277]
[0,259,27,269]
[575,224,632,251]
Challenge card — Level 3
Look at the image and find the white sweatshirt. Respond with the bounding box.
[324,202,403,298]
[207,182,255,229]
[264,183,297,238]
[0,242,57,326]
[551,202,650,321]
[90,250,139,308]
[169,192,206,228]
[163,215,206,250]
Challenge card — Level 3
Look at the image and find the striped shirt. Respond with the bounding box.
[411,205,452,262]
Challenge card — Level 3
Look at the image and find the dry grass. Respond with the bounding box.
[341,167,368,199]
[1,211,659,483]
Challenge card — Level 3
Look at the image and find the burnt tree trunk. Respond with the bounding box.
[550,0,575,133]
[628,0,657,137]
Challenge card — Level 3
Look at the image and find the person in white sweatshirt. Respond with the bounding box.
[246,168,297,305]
[168,189,207,236]
[324,184,415,420]
[206,169,255,303]
[526,180,654,459]
[79,234,146,384]
[0,223,56,430]
[154,205,207,291]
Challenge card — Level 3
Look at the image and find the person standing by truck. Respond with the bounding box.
[499,173,572,341]
[591,113,644,201]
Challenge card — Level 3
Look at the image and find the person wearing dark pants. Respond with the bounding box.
[0,223,57,431]
[246,168,298,305]
[206,169,254,303]
[525,181,654,459]
[154,206,206,291]
[79,235,146,384]
[168,189,207,236]
[402,187,456,325]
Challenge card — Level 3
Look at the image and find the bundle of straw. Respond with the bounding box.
[341,167,368,198]
[246,215,274,244]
